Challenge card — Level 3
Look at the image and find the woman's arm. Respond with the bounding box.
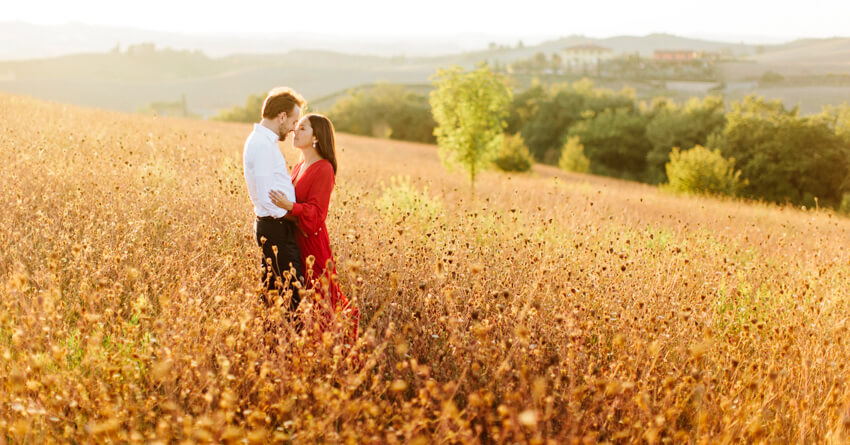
[289,162,334,234]
[269,190,294,211]
[267,192,297,222]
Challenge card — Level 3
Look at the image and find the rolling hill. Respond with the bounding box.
[3,26,850,117]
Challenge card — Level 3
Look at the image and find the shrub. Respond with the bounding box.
[493,134,534,172]
[664,145,742,196]
[375,176,443,227]
[558,136,590,173]
[211,93,264,122]
[840,193,850,214]
[759,70,785,84]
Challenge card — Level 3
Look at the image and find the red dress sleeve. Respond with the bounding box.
[290,161,334,234]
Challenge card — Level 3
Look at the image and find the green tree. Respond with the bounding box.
[516,79,635,162]
[558,136,590,173]
[506,82,546,134]
[712,95,850,206]
[664,145,742,196]
[644,95,727,183]
[328,83,436,143]
[518,86,586,161]
[821,104,850,143]
[429,63,512,190]
[566,107,652,181]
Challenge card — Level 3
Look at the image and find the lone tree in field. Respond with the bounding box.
[429,63,512,191]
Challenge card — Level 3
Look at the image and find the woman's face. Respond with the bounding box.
[293,117,315,149]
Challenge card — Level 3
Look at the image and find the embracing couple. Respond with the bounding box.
[242,87,358,340]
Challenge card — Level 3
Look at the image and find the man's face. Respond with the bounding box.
[278,105,302,141]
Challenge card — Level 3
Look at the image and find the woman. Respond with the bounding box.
[269,113,358,341]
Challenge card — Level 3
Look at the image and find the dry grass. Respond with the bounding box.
[2,93,850,443]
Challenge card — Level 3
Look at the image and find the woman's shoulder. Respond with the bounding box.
[314,159,335,175]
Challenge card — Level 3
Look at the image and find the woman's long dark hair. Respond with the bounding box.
[307,114,338,175]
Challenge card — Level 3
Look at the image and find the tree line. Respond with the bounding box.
[214,66,850,209]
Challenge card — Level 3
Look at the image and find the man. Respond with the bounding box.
[243,87,305,316]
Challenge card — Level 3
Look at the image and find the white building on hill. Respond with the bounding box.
[562,44,615,72]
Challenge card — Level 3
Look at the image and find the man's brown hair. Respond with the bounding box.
[261,87,306,119]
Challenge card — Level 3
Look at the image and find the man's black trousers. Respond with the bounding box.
[255,217,303,312]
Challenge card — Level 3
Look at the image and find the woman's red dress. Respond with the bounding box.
[290,159,358,339]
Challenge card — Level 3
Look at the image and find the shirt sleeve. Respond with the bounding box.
[290,162,334,234]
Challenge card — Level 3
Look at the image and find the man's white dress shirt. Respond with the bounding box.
[243,124,296,218]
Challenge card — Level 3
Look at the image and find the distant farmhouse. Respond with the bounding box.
[562,44,615,73]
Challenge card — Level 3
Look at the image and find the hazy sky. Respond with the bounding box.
[5,0,849,42]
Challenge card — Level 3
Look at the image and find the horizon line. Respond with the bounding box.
[2,20,846,46]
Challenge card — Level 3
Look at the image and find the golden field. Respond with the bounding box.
[2,93,850,444]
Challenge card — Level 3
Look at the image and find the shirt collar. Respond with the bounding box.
[254,123,280,143]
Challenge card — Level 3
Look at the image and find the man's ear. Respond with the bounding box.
[277,111,287,123]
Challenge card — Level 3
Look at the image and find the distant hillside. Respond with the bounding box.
[754,38,850,70]
[3,31,850,117]
[0,22,542,59]
[536,33,757,58]
[0,47,453,117]
[418,33,759,70]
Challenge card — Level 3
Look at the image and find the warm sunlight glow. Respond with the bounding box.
[4,0,850,41]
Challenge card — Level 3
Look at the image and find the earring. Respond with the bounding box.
[312,140,317,148]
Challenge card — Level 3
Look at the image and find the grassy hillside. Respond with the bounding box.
[0,49,454,117]
[2,94,850,442]
[755,38,850,69]
[4,34,850,118]
[0,33,768,118]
